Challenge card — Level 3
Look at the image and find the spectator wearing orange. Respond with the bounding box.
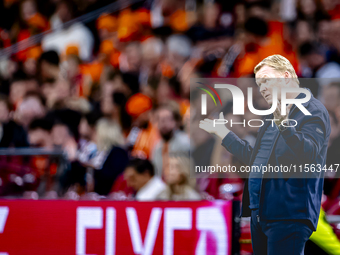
[150,0,192,32]
[151,103,190,177]
[126,93,160,159]
[232,18,296,77]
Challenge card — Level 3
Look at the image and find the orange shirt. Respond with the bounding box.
[131,123,160,159]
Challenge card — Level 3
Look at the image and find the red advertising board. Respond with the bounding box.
[0,200,233,255]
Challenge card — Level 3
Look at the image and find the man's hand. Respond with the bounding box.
[273,101,292,126]
[199,112,230,139]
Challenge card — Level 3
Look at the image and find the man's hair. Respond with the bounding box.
[39,50,60,66]
[0,94,12,111]
[24,90,46,106]
[298,42,319,57]
[254,54,300,85]
[83,111,101,128]
[128,158,155,176]
[29,118,53,132]
[12,70,29,83]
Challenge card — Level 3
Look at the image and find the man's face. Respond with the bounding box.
[157,108,176,140]
[255,65,286,105]
[28,129,51,148]
[124,167,150,191]
[10,81,26,105]
[0,101,9,123]
[51,124,69,146]
[16,97,45,127]
[79,118,91,140]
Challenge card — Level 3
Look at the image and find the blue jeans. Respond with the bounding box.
[250,208,314,255]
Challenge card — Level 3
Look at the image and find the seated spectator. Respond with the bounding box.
[51,119,78,161]
[165,35,192,74]
[299,41,340,80]
[0,95,28,148]
[77,111,100,166]
[50,118,86,195]
[126,93,160,159]
[28,117,53,148]
[27,118,58,196]
[111,92,132,137]
[124,158,166,201]
[42,0,94,62]
[139,37,164,87]
[157,155,201,201]
[15,91,46,129]
[37,50,60,83]
[152,102,190,177]
[9,70,36,109]
[92,118,128,195]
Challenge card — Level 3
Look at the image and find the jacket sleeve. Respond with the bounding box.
[280,115,328,164]
[221,131,254,165]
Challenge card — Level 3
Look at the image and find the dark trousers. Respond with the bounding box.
[250,208,314,255]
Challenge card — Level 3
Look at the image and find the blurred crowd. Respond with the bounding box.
[0,0,340,205]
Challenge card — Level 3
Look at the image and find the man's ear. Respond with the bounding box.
[284,71,291,84]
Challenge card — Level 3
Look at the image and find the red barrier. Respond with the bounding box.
[0,200,232,255]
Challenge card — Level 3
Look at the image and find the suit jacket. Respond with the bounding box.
[221,90,331,231]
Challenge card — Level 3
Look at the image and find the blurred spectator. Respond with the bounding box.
[295,20,314,46]
[50,112,86,195]
[152,102,190,177]
[119,41,142,73]
[27,117,58,196]
[111,92,132,136]
[299,41,340,80]
[139,37,164,87]
[77,111,100,166]
[15,91,46,129]
[321,82,340,112]
[92,118,128,195]
[124,158,166,201]
[28,117,53,148]
[9,70,38,109]
[100,71,139,118]
[0,95,28,148]
[0,59,18,96]
[37,50,60,82]
[157,155,201,200]
[166,35,192,74]
[20,0,49,32]
[42,0,94,61]
[51,119,77,161]
[126,92,160,159]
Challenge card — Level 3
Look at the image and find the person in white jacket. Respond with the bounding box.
[124,158,166,201]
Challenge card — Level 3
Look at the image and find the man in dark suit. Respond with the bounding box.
[199,55,331,255]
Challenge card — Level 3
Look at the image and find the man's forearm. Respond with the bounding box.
[221,131,254,165]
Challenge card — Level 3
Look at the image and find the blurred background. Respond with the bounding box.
[0,0,340,254]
